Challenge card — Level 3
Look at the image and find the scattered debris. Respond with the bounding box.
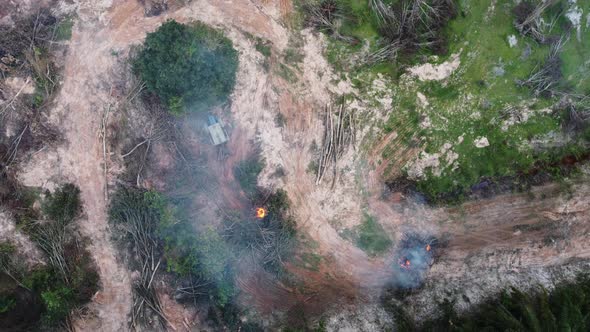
[206,115,229,146]
[315,102,355,186]
[566,4,583,42]
[474,137,489,148]
[407,52,461,81]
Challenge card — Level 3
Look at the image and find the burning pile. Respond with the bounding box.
[256,207,267,219]
[393,233,437,288]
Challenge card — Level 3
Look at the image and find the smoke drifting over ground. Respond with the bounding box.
[393,233,437,289]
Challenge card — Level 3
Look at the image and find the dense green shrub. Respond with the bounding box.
[133,20,238,113]
[40,286,75,325]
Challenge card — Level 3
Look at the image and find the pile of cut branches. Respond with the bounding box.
[513,0,559,44]
[1,9,65,174]
[560,98,590,136]
[365,0,457,64]
[109,188,170,330]
[516,36,567,97]
[316,103,355,186]
[301,0,357,43]
[223,189,296,276]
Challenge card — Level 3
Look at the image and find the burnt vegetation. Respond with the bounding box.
[108,180,295,330]
[223,188,296,276]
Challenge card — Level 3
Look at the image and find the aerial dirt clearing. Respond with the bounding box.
[0,0,589,331]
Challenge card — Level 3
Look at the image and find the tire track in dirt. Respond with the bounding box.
[52,18,132,332]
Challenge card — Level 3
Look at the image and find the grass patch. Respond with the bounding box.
[297,252,322,272]
[55,17,74,41]
[254,38,272,57]
[276,63,298,83]
[302,0,590,203]
[284,47,304,64]
[356,214,392,256]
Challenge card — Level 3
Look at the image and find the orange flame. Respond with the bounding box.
[256,207,267,219]
[400,257,411,269]
[426,244,431,251]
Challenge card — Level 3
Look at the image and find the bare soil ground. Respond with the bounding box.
[8,0,590,330]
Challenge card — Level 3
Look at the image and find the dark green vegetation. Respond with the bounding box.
[390,274,590,331]
[304,0,590,203]
[0,184,99,331]
[109,161,295,329]
[254,37,272,57]
[234,156,265,196]
[109,187,236,326]
[133,20,238,114]
[356,213,392,256]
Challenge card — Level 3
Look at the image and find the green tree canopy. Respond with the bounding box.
[133,20,238,113]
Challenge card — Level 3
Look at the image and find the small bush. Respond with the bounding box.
[40,287,74,325]
[42,183,81,224]
[133,20,238,113]
[255,38,272,57]
[234,156,265,196]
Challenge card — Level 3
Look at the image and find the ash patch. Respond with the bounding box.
[393,233,438,289]
[139,0,168,17]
